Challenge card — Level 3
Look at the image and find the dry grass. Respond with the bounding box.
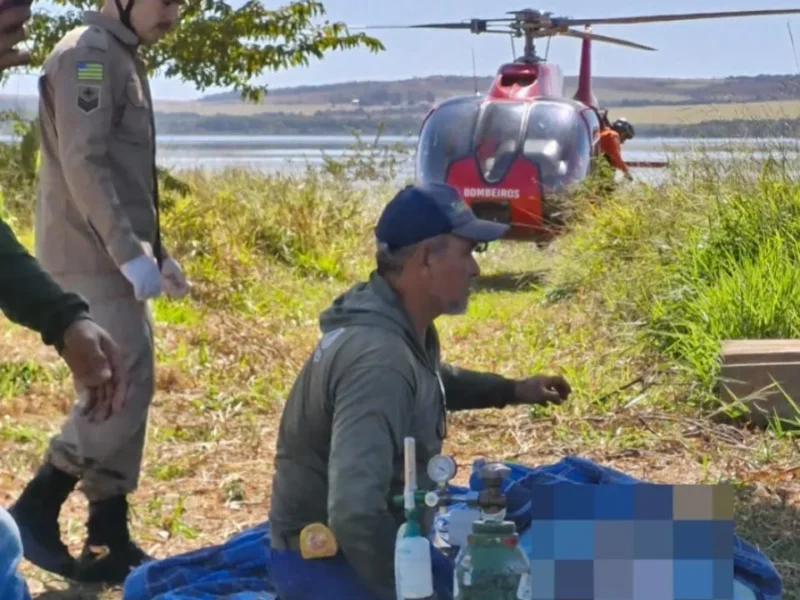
[1,155,799,599]
[617,99,800,125]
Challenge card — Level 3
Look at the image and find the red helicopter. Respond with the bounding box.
[360,8,800,243]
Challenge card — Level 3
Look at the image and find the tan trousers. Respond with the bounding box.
[45,278,155,502]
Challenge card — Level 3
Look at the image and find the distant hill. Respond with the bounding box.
[198,73,800,108]
[3,73,800,138]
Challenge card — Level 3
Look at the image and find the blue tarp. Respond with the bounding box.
[0,507,31,600]
[122,456,782,600]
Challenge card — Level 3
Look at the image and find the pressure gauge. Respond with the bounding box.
[427,454,457,484]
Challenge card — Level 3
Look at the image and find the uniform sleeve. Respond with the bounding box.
[49,46,143,268]
[602,132,629,173]
[327,361,415,599]
[439,363,517,411]
[0,217,91,352]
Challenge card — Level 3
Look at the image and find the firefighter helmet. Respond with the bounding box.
[612,118,635,142]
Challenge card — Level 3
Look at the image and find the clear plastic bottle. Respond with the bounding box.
[395,525,434,599]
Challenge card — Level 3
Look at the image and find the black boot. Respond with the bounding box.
[7,462,78,578]
[73,495,152,585]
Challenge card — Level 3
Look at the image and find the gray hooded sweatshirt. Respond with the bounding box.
[269,272,517,597]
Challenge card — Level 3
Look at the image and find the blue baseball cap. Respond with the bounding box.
[375,183,510,251]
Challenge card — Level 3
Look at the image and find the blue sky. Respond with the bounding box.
[5,0,800,99]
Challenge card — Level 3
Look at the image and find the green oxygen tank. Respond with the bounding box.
[453,463,531,600]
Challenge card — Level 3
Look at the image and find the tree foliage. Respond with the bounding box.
[25,0,384,102]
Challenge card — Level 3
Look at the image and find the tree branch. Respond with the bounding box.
[21,0,384,103]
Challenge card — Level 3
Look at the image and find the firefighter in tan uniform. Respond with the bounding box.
[8,0,184,585]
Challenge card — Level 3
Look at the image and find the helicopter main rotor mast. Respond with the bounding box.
[513,9,551,63]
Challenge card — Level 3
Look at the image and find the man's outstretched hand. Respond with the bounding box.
[0,2,32,72]
[514,375,571,406]
[61,319,126,422]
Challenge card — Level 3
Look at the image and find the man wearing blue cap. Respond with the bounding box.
[268,183,571,600]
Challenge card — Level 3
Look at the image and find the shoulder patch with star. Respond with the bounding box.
[77,85,100,114]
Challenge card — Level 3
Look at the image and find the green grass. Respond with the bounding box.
[0,361,52,399]
[0,134,799,598]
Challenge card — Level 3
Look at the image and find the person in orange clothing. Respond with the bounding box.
[598,116,635,181]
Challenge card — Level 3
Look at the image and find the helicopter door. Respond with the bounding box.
[472,102,526,184]
[522,100,592,192]
[580,108,602,157]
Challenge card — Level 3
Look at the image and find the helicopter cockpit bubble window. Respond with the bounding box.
[415,98,480,184]
[523,100,591,192]
[473,102,527,184]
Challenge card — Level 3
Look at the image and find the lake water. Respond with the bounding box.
[1,133,796,182]
[152,135,800,183]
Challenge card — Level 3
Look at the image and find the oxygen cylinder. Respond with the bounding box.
[454,463,531,600]
[395,437,434,599]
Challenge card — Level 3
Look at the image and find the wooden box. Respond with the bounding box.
[719,339,800,428]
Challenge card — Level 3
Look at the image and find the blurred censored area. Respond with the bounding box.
[523,483,734,600]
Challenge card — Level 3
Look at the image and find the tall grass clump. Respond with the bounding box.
[156,129,410,308]
[648,163,800,395]
[154,132,410,312]
[550,143,800,415]
[158,167,391,310]
[547,168,709,318]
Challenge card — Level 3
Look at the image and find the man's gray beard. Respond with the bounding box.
[442,295,470,315]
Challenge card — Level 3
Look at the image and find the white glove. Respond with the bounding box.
[120,254,162,301]
[161,257,189,299]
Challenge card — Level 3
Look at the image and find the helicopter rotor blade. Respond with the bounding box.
[349,23,473,30]
[348,20,522,37]
[553,8,800,28]
[349,8,800,45]
[559,29,657,51]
